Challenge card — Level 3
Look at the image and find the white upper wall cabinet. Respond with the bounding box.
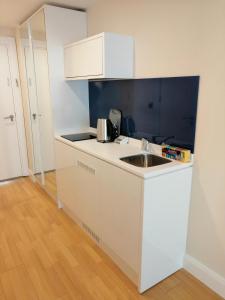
[64,32,134,80]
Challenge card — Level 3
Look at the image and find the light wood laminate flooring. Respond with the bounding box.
[0,178,223,300]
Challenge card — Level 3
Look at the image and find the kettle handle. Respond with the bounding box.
[107,119,118,141]
[107,119,114,142]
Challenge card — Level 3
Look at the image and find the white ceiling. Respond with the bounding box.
[0,0,96,28]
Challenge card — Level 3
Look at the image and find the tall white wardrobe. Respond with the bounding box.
[17,5,89,200]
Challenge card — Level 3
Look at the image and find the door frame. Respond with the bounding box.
[0,37,28,177]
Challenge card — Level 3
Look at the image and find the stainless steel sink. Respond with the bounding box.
[120,153,171,168]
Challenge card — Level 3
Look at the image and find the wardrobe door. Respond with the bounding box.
[30,10,57,199]
[20,22,44,183]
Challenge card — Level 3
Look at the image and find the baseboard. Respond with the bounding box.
[28,169,36,182]
[57,197,63,209]
[184,254,225,299]
[22,167,29,177]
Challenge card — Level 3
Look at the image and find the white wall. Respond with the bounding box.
[44,6,89,133]
[87,0,225,290]
[0,27,15,37]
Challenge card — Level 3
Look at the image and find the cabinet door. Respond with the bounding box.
[99,161,142,272]
[55,140,77,213]
[55,140,85,222]
[64,36,103,78]
[55,141,100,237]
[74,150,100,237]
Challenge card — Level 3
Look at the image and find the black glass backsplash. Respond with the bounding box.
[89,76,199,152]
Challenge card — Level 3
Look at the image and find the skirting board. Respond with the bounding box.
[28,169,36,182]
[184,254,225,299]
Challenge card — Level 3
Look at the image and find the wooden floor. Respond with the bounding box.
[0,178,223,300]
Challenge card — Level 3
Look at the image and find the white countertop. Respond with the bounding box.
[55,133,193,179]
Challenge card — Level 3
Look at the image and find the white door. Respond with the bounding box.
[0,44,22,180]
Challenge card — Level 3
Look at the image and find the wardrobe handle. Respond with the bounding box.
[32,113,37,120]
[4,114,14,122]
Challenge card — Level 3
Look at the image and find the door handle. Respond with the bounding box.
[32,113,42,120]
[4,114,14,122]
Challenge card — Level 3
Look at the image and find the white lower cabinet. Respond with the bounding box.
[55,140,77,214]
[55,139,192,293]
[99,161,142,280]
[139,168,192,292]
[55,140,100,237]
[74,150,101,237]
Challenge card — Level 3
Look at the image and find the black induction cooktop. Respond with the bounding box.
[61,132,96,142]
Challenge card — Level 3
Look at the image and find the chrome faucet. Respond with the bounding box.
[141,138,151,153]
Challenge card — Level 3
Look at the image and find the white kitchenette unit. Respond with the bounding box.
[55,136,192,293]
